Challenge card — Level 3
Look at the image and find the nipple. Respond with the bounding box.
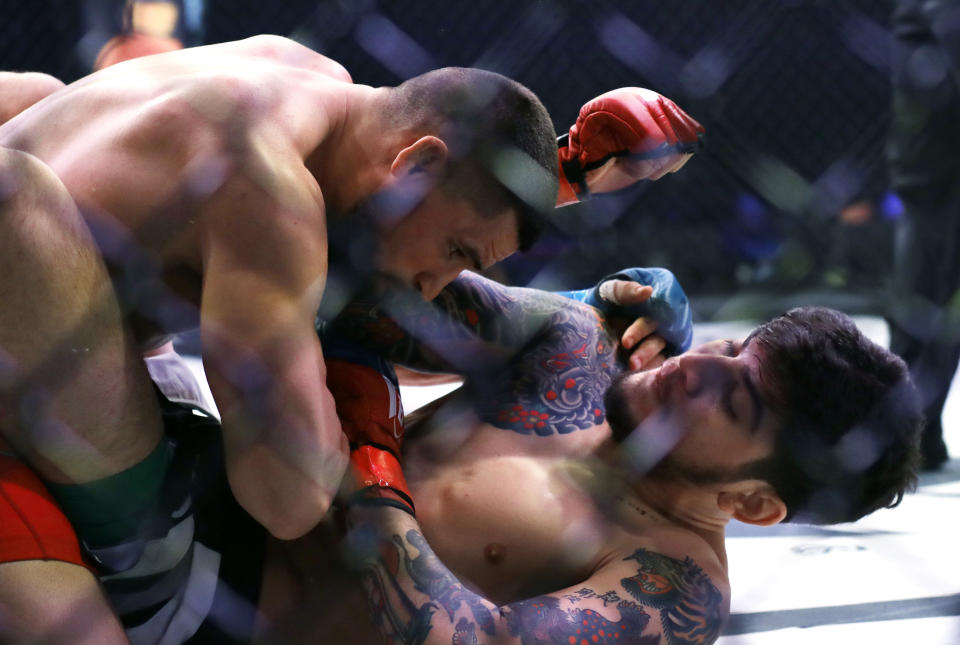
[484,542,507,565]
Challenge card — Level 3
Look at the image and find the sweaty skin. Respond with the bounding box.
[255,274,735,644]
[0,36,384,538]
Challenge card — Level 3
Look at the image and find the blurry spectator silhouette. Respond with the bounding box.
[886,0,960,470]
[92,0,184,70]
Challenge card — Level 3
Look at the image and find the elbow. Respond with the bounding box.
[237,474,339,541]
[257,488,334,540]
[227,438,349,540]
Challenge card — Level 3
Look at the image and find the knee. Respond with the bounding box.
[0,148,29,217]
[0,148,75,220]
[0,147,42,202]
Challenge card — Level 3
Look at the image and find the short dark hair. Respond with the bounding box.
[743,307,923,525]
[388,67,558,251]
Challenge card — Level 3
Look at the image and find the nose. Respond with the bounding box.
[416,266,466,301]
[665,354,735,397]
[416,274,442,301]
[658,358,687,398]
[414,271,451,301]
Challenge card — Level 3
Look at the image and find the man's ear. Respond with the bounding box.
[390,136,448,177]
[717,484,787,527]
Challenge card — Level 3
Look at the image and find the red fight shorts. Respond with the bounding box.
[0,438,87,568]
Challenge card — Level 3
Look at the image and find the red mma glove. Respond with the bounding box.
[556,87,705,206]
[325,356,415,516]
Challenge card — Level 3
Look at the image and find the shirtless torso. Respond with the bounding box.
[408,419,624,602]
[264,417,728,643]
[264,273,731,644]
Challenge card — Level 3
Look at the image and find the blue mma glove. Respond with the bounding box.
[556,267,693,356]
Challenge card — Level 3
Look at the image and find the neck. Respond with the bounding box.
[630,477,731,570]
[304,84,401,215]
[594,433,731,568]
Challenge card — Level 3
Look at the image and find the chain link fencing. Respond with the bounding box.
[1,0,900,321]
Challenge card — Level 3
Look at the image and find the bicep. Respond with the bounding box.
[350,510,727,645]
[198,175,329,418]
[492,549,727,645]
[326,271,586,372]
[197,179,350,536]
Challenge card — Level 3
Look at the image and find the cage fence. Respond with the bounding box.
[1,0,901,321]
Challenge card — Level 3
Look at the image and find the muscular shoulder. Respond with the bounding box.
[622,529,729,634]
[199,149,327,285]
[219,35,353,83]
[500,531,729,645]
[571,532,730,644]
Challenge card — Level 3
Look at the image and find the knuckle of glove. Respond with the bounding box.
[584,109,656,158]
[662,99,703,143]
[607,268,692,354]
[560,123,584,161]
[580,97,667,157]
[650,101,680,146]
[620,87,705,145]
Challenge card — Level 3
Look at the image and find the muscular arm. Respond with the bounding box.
[201,167,348,540]
[325,272,622,434]
[327,271,616,377]
[346,506,728,645]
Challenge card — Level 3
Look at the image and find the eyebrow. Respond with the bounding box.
[722,337,763,432]
[742,365,764,434]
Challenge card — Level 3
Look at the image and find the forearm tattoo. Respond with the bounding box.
[327,272,621,436]
[358,528,496,644]
[358,529,722,645]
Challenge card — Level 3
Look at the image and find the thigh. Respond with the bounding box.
[0,439,126,643]
[0,146,162,484]
[0,559,128,645]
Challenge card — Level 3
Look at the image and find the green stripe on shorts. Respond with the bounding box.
[45,440,171,548]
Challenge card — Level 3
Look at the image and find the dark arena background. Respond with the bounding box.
[2,1,959,643]
[2,0,898,318]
